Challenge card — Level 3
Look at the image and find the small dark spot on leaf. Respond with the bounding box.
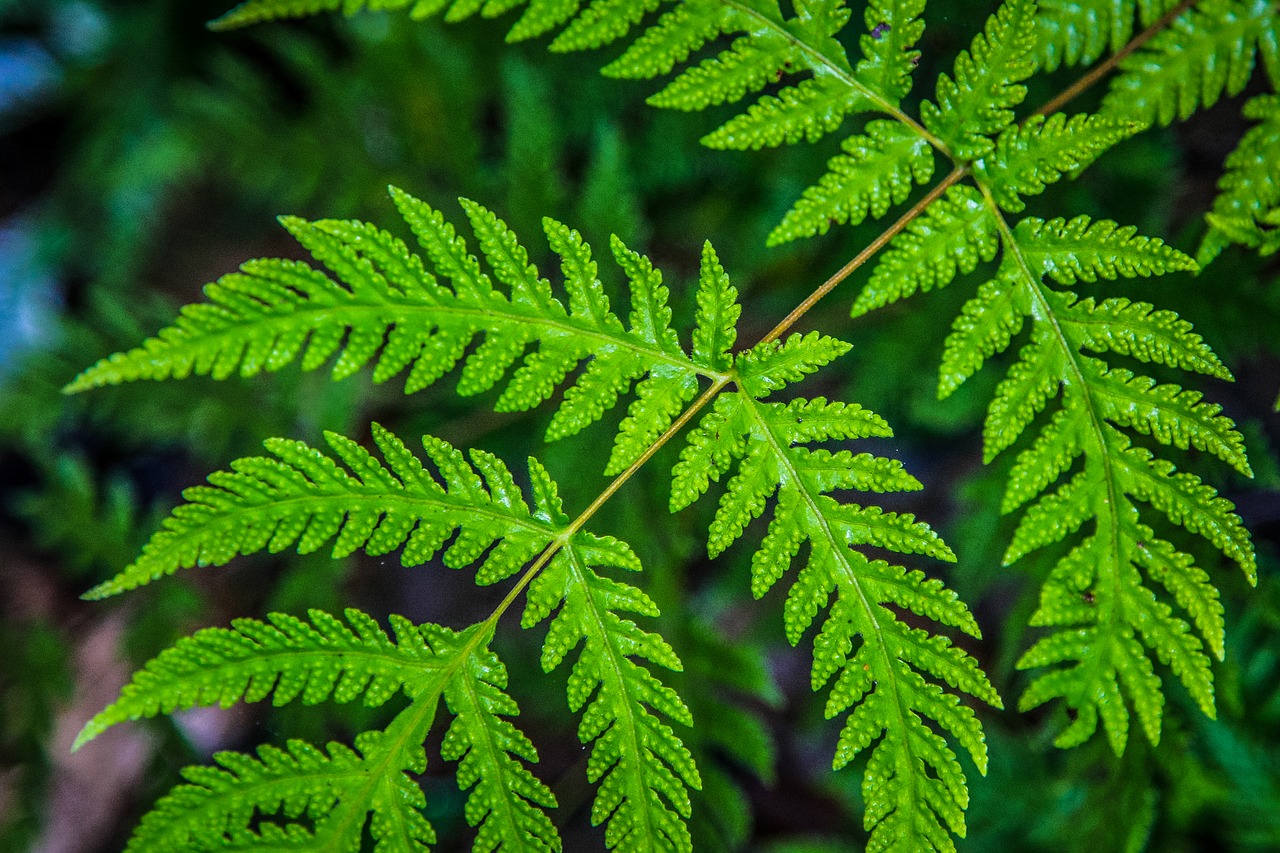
[1082,591,1095,604]
[871,22,890,39]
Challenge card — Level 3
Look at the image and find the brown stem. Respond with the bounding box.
[480,0,1201,629]
[756,167,968,346]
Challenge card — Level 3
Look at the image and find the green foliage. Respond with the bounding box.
[73,426,703,851]
[921,0,1039,160]
[34,0,1280,849]
[72,187,990,849]
[1101,0,1278,127]
[672,384,1001,849]
[1034,0,1183,71]
[1199,94,1280,264]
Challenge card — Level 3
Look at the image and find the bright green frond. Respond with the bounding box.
[1199,94,1280,264]
[768,119,935,245]
[920,183,1252,753]
[1055,294,1232,380]
[856,0,928,105]
[522,537,700,852]
[67,191,731,474]
[852,185,999,317]
[921,0,1039,160]
[548,0,662,52]
[691,241,740,371]
[119,685,443,853]
[442,636,561,853]
[608,0,929,156]
[976,112,1139,212]
[735,332,852,398]
[1102,0,1278,127]
[1034,0,1183,71]
[1014,214,1198,283]
[938,258,1032,398]
[84,425,559,598]
[673,386,997,852]
[74,609,441,750]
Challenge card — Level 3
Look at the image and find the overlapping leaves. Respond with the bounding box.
[75,427,700,851]
[77,617,543,853]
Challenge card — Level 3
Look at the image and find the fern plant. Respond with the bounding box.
[62,0,1277,850]
[71,194,997,850]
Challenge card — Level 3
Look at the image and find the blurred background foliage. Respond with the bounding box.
[0,1,1278,851]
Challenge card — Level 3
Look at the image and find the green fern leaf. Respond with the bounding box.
[548,0,662,52]
[607,0,927,152]
[672,385,999,852]
[113,675,444,852]
[921,0,1039,160]
[768,119,935,245]
[976,112,1139,212]
[523,514,701,851]
[938,258,1032,398]
[691,241,740,372]
[851,185,999,318]
[1034,0,1182,71]
[73,609,442,750]
[938,201,1258,754]
[103,621,556,853]
[1102,0,1278,127]
[82,423,560,599]
[82,423,697,849]
[442,638,561,853]
[856,0,928,105]
[66,191,727,477]
[1015,214,1201,283]
[1199,94,1280,263]
[735,331,852,398]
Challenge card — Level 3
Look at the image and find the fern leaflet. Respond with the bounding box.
[1198,93,1280,264]
[666,322,1000,852]
[1101,0,1279,127]
[944,210,1252,754]
[1034,0,1183,71]
[66,190,741,477]
[920,0,1039,161]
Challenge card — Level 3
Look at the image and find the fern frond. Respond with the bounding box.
[112,646,453,853]
[67,190,729,477]
[1102,0,1278,127]
[851,184,1000,317]
[104,620,557,853]
[768,119,935,245]
[669,335,1000,851]
[939,206,1256,754]
[976,112,1139,212]
[73,608,441,750]
[79,419,701,849]
[83,423,561,599]
[1198,93,1280,264]
[442,637,561,853]
[210,0,428,31]
[921,0,1039,160]
[1034,0,1182,71]
[522,473,700,853]
[621,0,919,142]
